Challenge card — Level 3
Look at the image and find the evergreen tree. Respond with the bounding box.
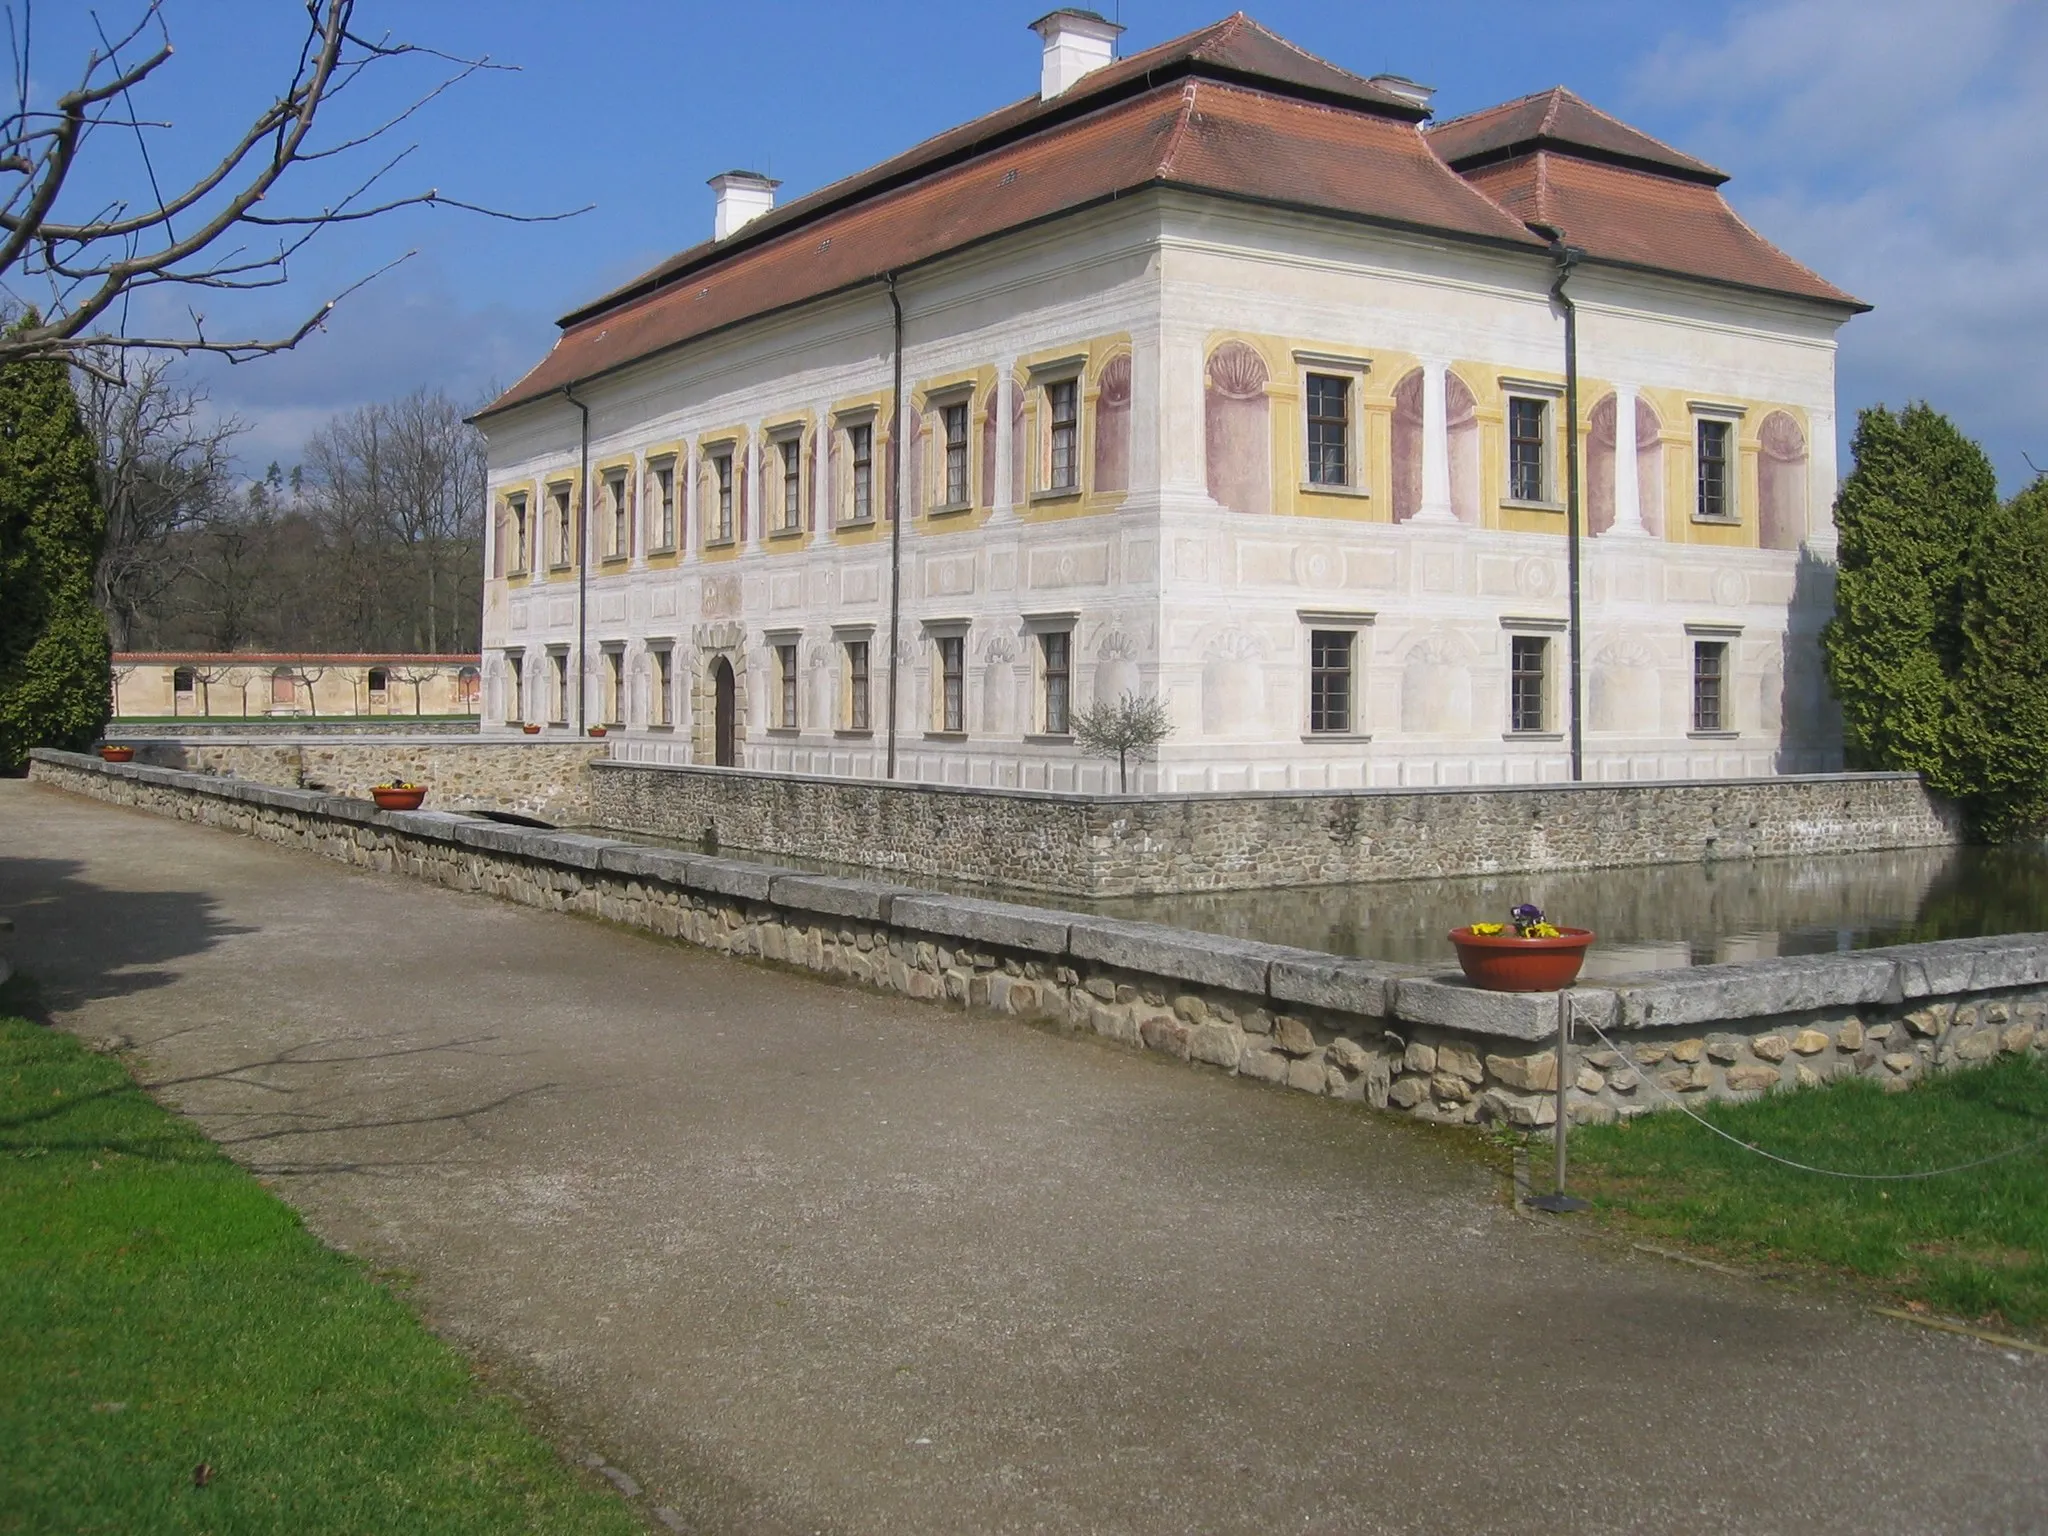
[1821,404,1998,787]
[1954,477,2048,839]
[0,327,112,771]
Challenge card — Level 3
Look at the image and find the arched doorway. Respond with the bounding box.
[712,656,737,767]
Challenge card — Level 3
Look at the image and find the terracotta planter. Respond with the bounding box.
[1448,926,1595,992]
[587,726,607,738]
[521,722,542,735]
[98,745,135,763]
[371,786,427,811]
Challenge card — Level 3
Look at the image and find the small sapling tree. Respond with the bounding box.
[1073,690,1174,793]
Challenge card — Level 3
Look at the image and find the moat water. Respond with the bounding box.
[570,824,2048,976]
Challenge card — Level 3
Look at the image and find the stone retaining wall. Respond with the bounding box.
[111,719,480,738]
[33,750,2043,1134]
[589,759,1961,896]
[104,738,605,822]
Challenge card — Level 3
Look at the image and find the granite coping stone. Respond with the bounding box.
[1268,953,1412,1019]
[1886,934,2048,998]
[767,873,923,924]
[1390,976,1572,1041]
[593,843,778,902]
[888,893,1072,956]
[1065,915,1297,995]
[1606,951,1901,1029]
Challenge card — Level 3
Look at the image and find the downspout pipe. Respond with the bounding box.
[884,272,906,780]
[563,382,591,737]
[1542,234,1587,783]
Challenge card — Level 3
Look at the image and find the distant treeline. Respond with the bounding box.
[85,357,486,654]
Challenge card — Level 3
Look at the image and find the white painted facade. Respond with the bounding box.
[479,189,1846,793]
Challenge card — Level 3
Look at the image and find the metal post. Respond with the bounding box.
[1525,988,1591,1214]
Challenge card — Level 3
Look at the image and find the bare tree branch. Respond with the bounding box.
[0,0,588,368]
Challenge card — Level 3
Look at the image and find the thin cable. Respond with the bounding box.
[1578,1012,2048,1182]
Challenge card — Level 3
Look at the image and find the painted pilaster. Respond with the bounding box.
[1606,384,1650,539]
[1413,357,1458,525]
[1160,319,1211,500]
[991,359,1016,522]
[1806,405,1840,559]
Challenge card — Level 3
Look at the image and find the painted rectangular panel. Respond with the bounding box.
[1027,542,1110,588]
[1420,553,1457,592]
[549,599,576,626]
[771,573,803,609]
[844,565,880,604]
[988,550,1017,591]
[509,599,529,631]
[598,592,627,623]
[1343,549,1399,589]
[1235,542,1294,587]
[924,554,977,598]
[651,587,677,618]
[1477,557,1518,596]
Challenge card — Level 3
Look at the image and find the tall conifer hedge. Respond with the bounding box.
[0,335,112,771]
[1955,477,2048,839]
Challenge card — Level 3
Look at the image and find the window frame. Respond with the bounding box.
[767,428,805,537]
[547,482,575,571]
[1041,629,1072,736]
[648,458,678,553]
[547,649,570,726]
[507,492,530,575]
[1026,357,1087,501]
[769,637,800,730]
[1501,621,1566,738]
[846,419,875,525]
[648,643,674,727]
[706,444,737,545]
[1686,624,1741,736]
[923,621,971,736]
[842,634,872,733]
[1296,610,1375,741]
[1690,404,1745,524]
[505,651,525,725]
[603,470,630,561]
[601,645,625,727]
[1294,351,1372,497]
[1307,630,1355,735]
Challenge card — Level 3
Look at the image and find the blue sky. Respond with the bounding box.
[33,1,2048,490]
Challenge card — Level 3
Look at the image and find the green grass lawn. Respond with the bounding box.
[0,990,639,1535]
[1567,1053,2048,1333]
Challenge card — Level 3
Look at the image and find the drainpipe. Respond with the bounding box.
[1543,235,1587,783]
[883,272,906,780]
[563,383,591,736]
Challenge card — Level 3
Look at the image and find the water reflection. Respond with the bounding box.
[577,821,2048,975]
[1091,844,2048,974]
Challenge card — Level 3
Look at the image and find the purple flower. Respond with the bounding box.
[1510,904,1543,923]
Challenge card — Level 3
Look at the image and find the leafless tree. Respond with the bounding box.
[289,662,328,718]
[0,1,585,374]
[388,662,438,716]
[78,351,242,646]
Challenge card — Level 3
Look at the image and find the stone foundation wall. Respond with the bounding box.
[34,750,2043,1135]
[111,719,480,738]
[104,738,606,822]
[589,760,1961,896]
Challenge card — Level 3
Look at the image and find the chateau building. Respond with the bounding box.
[474,10,1862,793]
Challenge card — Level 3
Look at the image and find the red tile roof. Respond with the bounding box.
[1428,86,1725,184]
[482,71,1538,418]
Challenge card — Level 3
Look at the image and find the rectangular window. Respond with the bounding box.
[652,647,673,726]
[1508,397,1548,502]
[1693,640,1728,732]
[780,436,803,531]
[1306,374,1350,487]
[943,400,970,506]
[847,640,871,731]
[551,485,574,568]
[653,463,676,550]
[938,635,965,733]
[1042,631,1071,735]
[712,450,734,542]
[1047,378,1078,492]
[506,652,524,724]
[849,423,873,522]
[1697,419,1733,521]
[509,494,529,573]
[549,652,569,725]
[776,643,798,729]
[606,473,628,557]
[1308,630,1353,734]
[1509,635,1549,734]
[603,650,623,726]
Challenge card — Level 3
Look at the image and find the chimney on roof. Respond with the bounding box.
[1369,73,1437,111]
[708,170,780,241]
[1030,9,1123,101]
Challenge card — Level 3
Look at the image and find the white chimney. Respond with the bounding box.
[1030,9,1123,101]
[708,170,780,241]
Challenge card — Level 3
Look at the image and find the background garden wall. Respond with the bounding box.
[588,760,1961,896]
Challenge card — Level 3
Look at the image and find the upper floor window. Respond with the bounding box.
[1696,418,1736,522]
[651,461,676,551]
[777,435,803,532]
[1507,397,1549,503]
[550,484,574,568]
[605,472,629,558]
[712,449,735,542]
[1308,630,1353,734]
[1047,378,1078,492]
[1306,374,1351,487]
[508,493,529,574]
[943,400,970,507]
[848,423,874,523]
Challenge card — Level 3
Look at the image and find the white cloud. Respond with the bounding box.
[1634,0,2048,488]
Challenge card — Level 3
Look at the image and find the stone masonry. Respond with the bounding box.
[36,750,2044,1138]
[589,760,1960,897]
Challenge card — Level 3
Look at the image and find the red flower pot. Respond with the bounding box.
[521,723,542,735]
[372,786,427,811]
[1448,927,1596,992]
[98,745,135,763]
[587,726,607,738]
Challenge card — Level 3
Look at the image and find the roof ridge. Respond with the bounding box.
[1537,85,1566,136]
[1427,86,1560,132]
[1156,79,1202,179]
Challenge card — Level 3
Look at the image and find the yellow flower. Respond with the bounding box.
[1525,922,1562,938]
[1467,922,1506,936]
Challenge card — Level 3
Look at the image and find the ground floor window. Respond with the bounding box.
[1693,639,1728,732]
[651,647,673,726]
[603,649,624,727]
[776,642,799,729]
[1509,635,1549,734]
[549,652,569,725]
[505,653,524,723]
[1042,630,1071,735]
[1308,630,1354,734]
[846,639,870,731]
[937,635,965,733]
